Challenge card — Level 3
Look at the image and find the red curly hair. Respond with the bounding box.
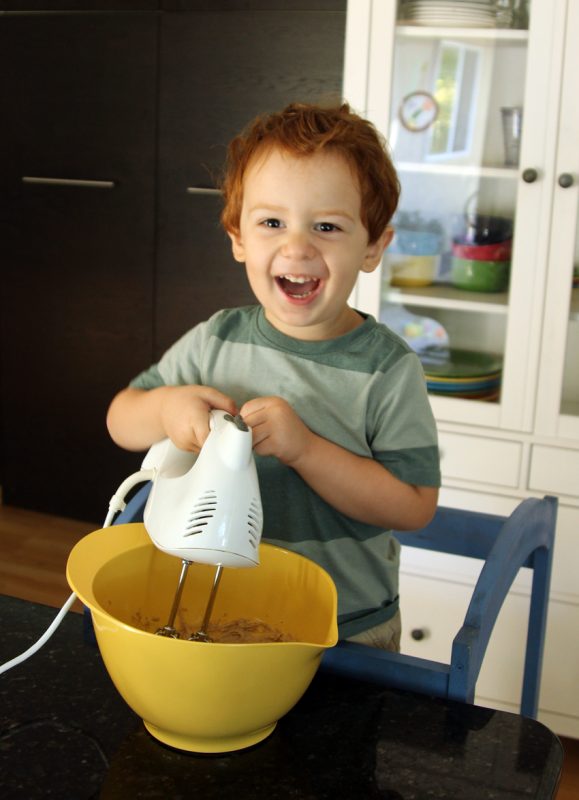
[220,102,400,244]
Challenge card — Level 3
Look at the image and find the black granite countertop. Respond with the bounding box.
[0,595,563,799]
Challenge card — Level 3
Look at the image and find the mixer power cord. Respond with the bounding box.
[0,468,155,676]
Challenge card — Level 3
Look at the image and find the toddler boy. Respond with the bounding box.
[107,103,440,650]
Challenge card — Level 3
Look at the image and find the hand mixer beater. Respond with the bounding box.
[142,410,263,641]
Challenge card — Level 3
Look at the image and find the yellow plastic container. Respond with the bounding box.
[67,523,337,753]
[387,253,440,287]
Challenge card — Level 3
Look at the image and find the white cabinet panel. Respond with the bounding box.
[479,594,579,723]
[400,571,579,724]
[399,572,470,664]
[550,504,579,602]
[399,572,528,706]
[529,444,579,499]
[439,431,522,487]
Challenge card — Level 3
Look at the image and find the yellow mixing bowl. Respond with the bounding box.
[66,523,338,753]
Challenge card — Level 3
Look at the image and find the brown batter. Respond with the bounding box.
[186,617,295,643]
[130,609,294,643]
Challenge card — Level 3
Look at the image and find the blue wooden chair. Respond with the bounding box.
[113,486,557,719]
[322,495,558,719]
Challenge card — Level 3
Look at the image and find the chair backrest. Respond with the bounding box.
[321,495,558,718]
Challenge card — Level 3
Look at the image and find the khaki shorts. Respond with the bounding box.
[346,609,401,653]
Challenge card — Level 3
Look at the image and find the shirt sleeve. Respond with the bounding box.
[369,351,441,488]
[129,363,165,390]
[128,319,214,389]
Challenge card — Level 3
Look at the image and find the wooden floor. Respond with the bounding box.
[0,502,578,798]
[0,503,96,613]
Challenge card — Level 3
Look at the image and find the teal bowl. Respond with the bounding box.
[450,258,510,292]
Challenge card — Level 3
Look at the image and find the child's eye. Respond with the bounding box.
[315,222,341,233]
[261,218,283,229]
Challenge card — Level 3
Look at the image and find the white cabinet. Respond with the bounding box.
[534,0,579,443]
[344,0,579,737]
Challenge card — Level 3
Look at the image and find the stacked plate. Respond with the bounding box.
[419,347,502,400]
[398,1,500,28]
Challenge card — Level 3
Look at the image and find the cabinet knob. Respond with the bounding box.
[522,168,538,183]
[410,627,430,641]
[558,173,574,189]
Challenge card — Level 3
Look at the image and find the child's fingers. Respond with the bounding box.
[199,387,238,415]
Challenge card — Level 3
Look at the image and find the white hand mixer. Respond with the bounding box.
[142,410,263,640]
[0,409,263,674]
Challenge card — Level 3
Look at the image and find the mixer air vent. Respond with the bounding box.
[184,490,217,536]
[247,497,263,549]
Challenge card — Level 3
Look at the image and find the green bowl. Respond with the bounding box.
[450,257,510,292]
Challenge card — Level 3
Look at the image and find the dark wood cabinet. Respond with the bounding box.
[155,1,347,353]
[0,2,346,522]
[0,11,158,520]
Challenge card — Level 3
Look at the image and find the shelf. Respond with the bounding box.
[396,25,529,44]
[384,284,509,314]
[396,162,520,179]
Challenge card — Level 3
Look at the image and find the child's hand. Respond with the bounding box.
[160,386,237,452]
[240,394,438,530]
[239,396,312,465]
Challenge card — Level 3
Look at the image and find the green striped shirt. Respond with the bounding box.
[130,305,440,638]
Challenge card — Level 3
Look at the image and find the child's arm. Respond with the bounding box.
[240,395,438,531]
[107,385,238,452]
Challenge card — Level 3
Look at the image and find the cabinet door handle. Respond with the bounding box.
[558,173,574,189]
[186,186,221,196]
[410,627,430,641]
[522,168,538,183]
[22,176,115,189]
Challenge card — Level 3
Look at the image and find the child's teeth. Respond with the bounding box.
[282,275,310,283]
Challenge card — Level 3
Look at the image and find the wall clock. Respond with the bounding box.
[399,91,439,132]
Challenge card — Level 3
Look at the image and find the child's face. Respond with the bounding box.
[228,148,392,340]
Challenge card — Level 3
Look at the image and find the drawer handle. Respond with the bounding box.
[22,176,115,189]
[186,186,221,196]
[410,627,430,641]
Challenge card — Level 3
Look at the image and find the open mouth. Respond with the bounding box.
[276,274,321,300]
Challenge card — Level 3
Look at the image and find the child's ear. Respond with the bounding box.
[228,229,246,263]
[361,226,394,274]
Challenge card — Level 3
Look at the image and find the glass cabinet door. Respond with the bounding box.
[535,0,579,440]
[348,0,565,431]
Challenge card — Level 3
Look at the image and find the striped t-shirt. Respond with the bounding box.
[130,305,440,638]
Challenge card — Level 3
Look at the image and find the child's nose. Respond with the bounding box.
[280,230,316,260]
